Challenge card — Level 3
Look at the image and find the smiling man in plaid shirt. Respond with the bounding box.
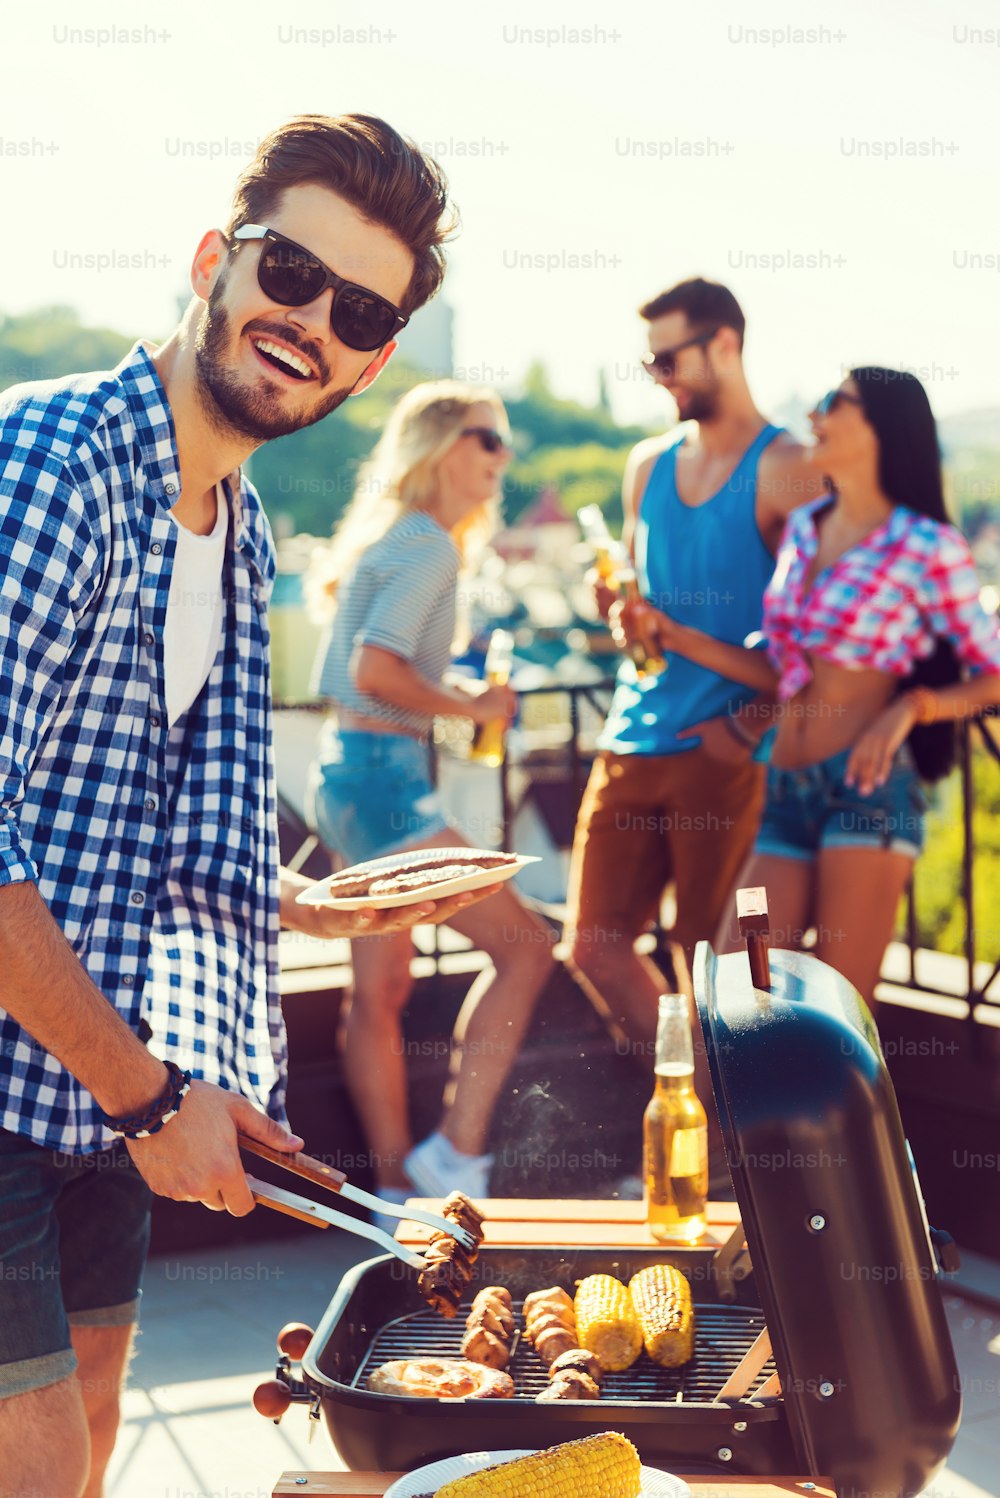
[0,115,483,1496]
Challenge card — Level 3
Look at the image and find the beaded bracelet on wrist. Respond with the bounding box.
[99,1059,193,1139]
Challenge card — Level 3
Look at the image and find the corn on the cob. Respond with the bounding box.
[432,1431,641,1496]
[628,1264,695,1368]
[573,1273,642,1371]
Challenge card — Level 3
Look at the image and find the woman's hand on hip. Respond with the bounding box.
[845,698,917,795]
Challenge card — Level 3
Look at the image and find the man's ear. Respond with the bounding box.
[349,339,398,398]
[716,325,742,362]
[190,229,229,304]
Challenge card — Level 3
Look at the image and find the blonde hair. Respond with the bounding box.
[305,380,506,622]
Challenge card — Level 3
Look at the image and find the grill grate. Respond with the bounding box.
[352,1302,777,1404]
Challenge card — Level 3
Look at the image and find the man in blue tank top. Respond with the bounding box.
[567,279,822,1130]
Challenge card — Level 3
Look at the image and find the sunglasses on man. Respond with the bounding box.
[233,224,409,353]
[641,326,720,380]
[813,388,864,416]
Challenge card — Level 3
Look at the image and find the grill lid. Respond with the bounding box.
[694,938,961,1498]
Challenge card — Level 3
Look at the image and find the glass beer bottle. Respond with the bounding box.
[469,629,514,767]
[577,503,619,586]
[617,565,666,680]
[577,505,665,678]
[644,993,708,1243]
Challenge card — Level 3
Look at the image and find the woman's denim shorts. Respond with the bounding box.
[755,742,928,862]
[306,723,453,865]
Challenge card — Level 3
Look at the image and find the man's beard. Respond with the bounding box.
[676,383,720,423]
[194,281,357,443]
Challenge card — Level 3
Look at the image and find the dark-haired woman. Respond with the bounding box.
[633,368,1000,1006]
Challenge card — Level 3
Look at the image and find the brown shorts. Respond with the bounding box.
[566,745,765,966]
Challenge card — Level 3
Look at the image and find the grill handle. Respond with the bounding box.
[737,886,771,991]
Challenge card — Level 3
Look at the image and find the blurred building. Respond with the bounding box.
[394,296,455,376]
[493,485,578,564]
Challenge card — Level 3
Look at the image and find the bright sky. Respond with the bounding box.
[4,0,999,429]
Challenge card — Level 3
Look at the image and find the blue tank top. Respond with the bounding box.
[598,424,782,756]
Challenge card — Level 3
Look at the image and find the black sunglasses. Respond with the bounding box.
[814,388,864,416]
[641,326,721,379]
[461,427,512,455]
[232,224,409,353]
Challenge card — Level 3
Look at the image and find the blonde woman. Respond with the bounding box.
[306,382,555,1216]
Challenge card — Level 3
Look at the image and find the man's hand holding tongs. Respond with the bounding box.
[126,1081,304,1216]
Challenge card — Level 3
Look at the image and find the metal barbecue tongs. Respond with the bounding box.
[238,1136,477,1272]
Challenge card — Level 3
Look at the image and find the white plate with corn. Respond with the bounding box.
[383,1431,691,1497]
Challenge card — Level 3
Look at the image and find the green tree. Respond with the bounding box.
[949,448,1000,532]
[506,443,629,531]
[0,306,131,391]
[249,358,428,537]
[910,732,1000,964]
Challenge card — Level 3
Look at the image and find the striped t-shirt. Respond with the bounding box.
[311,510,460,738]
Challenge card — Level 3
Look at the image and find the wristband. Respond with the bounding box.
[906,687,938,725]
[99,1059,192,1139]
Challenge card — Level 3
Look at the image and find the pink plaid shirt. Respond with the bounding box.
[764,496,1000,700]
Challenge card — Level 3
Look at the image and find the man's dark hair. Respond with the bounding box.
[639,277,746,350]
[225,114,457,316]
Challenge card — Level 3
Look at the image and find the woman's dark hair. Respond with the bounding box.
[851,366,958,781]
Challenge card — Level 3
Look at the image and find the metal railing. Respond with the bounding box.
[275,685,1000,1026]
[900,713,1000,1019]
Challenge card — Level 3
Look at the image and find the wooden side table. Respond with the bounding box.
[394,1196,742,1251]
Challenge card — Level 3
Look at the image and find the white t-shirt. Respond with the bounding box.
[164,483,228,727]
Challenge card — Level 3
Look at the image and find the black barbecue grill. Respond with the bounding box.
[276,927,962,1498]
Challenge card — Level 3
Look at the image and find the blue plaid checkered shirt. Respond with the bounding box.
[0,341,287,1153]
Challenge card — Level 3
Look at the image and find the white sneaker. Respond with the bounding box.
[405,1132,494,1201]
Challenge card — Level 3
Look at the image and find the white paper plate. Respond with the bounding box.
[384,1447,690,1498]
[295,847,539,911]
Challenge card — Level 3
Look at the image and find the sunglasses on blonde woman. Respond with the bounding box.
[461,427,512,454]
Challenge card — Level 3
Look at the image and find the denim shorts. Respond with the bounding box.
[755,743,927,862]
[306,723,452,865]
[0,1128,152,1398]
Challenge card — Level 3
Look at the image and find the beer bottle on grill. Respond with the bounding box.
[644,993,708,1243]
[469,629,515,767]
